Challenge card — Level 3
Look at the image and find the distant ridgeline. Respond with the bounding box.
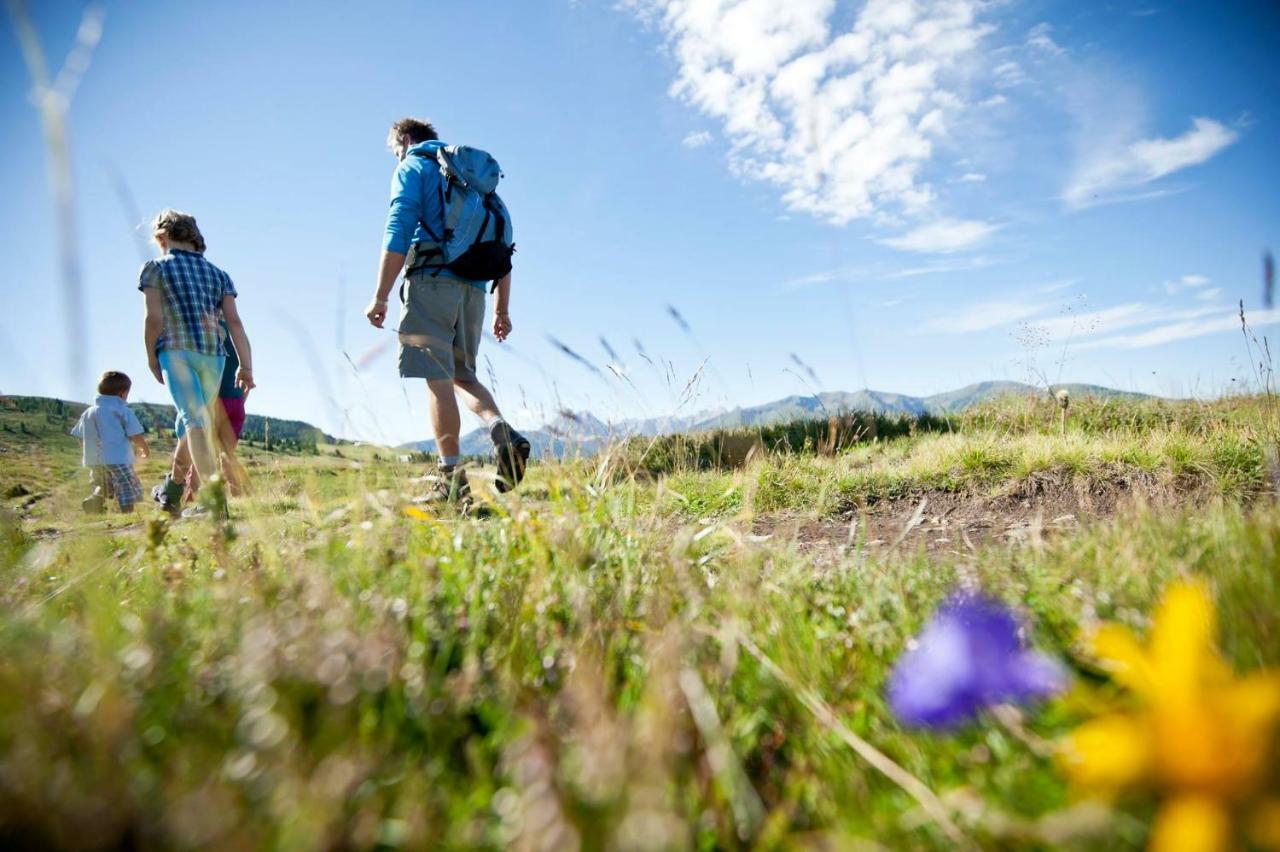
[402,381,1152,460]
[0,395,336,453]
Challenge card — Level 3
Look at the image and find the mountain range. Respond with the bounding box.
[401,381,1149,458]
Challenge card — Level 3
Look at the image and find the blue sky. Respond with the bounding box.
[2,0,1278,444]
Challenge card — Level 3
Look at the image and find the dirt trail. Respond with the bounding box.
[752,470,1202,563]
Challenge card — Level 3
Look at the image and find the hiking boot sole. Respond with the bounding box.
[495,438,530,493]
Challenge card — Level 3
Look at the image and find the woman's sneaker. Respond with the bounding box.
[491,422,530,493]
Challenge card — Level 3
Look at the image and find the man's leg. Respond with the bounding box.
[422,378,472,506]
[454,287,529,493]
[427,378,463,459]
[456,378,529,492]
[453,377,501,423]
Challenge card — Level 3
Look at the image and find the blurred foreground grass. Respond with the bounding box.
[1,395,1277,849]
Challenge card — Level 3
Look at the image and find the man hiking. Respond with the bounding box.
[365,117,529,505]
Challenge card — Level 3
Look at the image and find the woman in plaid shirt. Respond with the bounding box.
[140,210,255,517]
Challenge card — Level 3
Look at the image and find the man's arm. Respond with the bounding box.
[143,288,165,384]
[221,295,256,392]
[365,249,406,328]
[492,273,512,341]
[367,162,420,328]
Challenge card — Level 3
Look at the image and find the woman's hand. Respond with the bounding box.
[236,366,256,393]
[493,311,512,342]
[149,357,164,385]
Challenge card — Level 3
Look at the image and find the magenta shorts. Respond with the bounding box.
[221,396,246,439]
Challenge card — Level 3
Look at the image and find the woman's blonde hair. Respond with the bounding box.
[151,209,206,253]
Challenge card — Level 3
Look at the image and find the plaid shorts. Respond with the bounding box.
[94,465,143,510]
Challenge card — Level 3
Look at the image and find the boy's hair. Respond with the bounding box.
[97,371,131,397]
[152,209,206,253]
[388,117,438,147]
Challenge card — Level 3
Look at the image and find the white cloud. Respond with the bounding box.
[782,266,862,288]
[1038,279,1077,294]
[957,171,986,183]
[919,299,1051,334]
[682,130,713,148]
[1080,308,1280,350]
[1196,287,1222,302]
[991,61,1027,88]
[1131,118,1237,179]
[625,0,993,225]
[1026,22,1064,56]
[1064,117,1238,208]
[881,218,997,253]
[1164,273,1210,294]
[1031,303,1222,339]
[883,254,996,279]
[783,253,998,287]
[922,295,1230,340]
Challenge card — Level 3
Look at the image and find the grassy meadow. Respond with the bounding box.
[1,393,1278,849]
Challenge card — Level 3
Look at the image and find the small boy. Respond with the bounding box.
[71,371,150,513]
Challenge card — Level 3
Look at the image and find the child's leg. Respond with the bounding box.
[82,467,106,513]
[111,466,144,515]
[215,400,248,495]
[175,435,201,502]
[158,350,224,484]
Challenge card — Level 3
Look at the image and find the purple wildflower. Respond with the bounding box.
[887,593,1066,728]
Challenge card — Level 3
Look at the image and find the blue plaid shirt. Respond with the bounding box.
[138,250,238,355]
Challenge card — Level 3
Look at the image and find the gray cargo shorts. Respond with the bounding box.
[397,273,485,381]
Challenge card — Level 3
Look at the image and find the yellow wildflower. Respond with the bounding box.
[1060,580,1280,852]
[403,506,434,522]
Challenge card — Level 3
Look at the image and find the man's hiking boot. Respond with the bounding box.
[152,475,184,518]
[491,423,530,494]
[412,466,472,512]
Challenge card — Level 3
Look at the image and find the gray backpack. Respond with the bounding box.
[408,143,515,283]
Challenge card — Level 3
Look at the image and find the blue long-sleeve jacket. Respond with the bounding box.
[383,140,445,255]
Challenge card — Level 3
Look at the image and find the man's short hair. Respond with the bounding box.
[98,371,132,397]
[389,117,439,146]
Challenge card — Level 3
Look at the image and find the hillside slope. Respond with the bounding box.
[0,395,336,451]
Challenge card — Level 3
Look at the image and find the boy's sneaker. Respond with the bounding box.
[412,466,472,511]
[491,423,531,493]
[152,475,184,518]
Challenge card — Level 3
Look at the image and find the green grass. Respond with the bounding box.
[1,395,1277,849]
